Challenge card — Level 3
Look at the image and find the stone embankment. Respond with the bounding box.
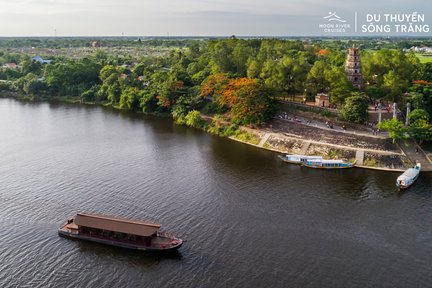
[232,118,432,172]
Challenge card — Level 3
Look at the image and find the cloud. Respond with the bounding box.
[0,0,430,36]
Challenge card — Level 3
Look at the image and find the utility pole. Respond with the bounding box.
[393,102,397,119]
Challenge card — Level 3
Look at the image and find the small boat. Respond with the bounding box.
[302,159,355,169]
[396,163,421,189]
[278,154,323,165]
[58,213,183,251]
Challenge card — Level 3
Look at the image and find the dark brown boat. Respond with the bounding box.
[58,213,183,251]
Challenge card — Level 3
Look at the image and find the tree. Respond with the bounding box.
[421,62,432,82]
[200,73,229,99]
[340,93,369,123]
[185,110,205,128]
[365,85,386,101]
[408,108,430,123]
[408,118,432,143]
[80,85,100,102]
[362,49,420,102]
[325,66,353,104]
[119,87,140,110]
[232,41,253,76]
[140,90,159,113]
[218,78,275,125]
[377,118,406,143]
[306,61,330,95]
[407,109,432,143]
[383,70,407,102]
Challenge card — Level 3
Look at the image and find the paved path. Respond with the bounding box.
[258,133,271,147]
[300,141,312,154]
[397,139,432,172]
[276,113,388,139]
[355,150,365,165]
[262,132,403,155]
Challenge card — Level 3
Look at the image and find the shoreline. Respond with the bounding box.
[0,94,422,173]
[228,132,410,172]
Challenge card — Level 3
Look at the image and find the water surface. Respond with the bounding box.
[1,98,432,288]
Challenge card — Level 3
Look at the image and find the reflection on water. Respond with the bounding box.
[1,98,432,288]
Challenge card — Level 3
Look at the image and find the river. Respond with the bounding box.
[1,98,432,288]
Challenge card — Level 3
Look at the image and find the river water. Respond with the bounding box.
[0,98,432,288]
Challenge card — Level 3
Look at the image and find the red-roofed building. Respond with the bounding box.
[3,63,18,69]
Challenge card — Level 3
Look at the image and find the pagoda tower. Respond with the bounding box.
[345,46,364,90]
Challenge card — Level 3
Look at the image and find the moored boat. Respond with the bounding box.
[278,154,323,165]
[302,159,355,169]
[58,213,183,251]
[396,163,421,189]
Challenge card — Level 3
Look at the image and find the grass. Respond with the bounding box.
[415,53,432,63]
[233,130,261,145]
[363,158,380,167]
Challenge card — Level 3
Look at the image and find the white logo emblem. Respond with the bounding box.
[323,12,346,23]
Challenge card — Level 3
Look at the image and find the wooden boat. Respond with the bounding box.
[302,159,355,169]
[58,213,183,251]
[396,163,421,189]
[278,154,323,165]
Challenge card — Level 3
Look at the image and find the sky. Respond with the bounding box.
[0,0,431,36]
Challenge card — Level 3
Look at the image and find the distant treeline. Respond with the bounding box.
[1,37,432,49]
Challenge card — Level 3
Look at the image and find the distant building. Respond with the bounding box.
[90,41,100,48]
[32,56,52,64]
[409,46,432,53]
[2,63,18,69]
[345,47,364,90]
[315,93,330,107]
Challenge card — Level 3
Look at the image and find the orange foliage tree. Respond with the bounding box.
[412,80,432,86]
[219,78,273,125]
[200,74,275,124]
[317,49,330,56]
[200,73,228,99]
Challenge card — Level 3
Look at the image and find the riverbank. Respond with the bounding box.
[1,93,427,172]
[228,124,413,171]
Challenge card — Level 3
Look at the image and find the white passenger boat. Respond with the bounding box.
[278,154,323,165]
[396,163,421,189]
[302,159,356,169]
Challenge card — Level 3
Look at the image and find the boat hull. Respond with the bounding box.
[396,173,419,189]
[396,164,421,189]
[58,227,182,252]
[278,155,324,165]
[277,155,301,165]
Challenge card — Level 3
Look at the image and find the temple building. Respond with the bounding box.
[345,47,364,90]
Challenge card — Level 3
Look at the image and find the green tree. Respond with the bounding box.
[421,62,432,82]
[408,108,430,123]
[340,93,369,123]
[185,110,205,128]
[383,70,407,102]
[408,118,432,143]
[119,87,140,110]
[80,85,100,102]
[139,90,159,113]
[325,66,353,104]
[377,118,406,143]
[306,60,330,95]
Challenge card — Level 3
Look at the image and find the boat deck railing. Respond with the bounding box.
[157,231,178,239]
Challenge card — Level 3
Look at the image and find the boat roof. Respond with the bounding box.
[397,168,420,181]
[74,213,161,237]
[307,159,344,163]
[287,154,322,158]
